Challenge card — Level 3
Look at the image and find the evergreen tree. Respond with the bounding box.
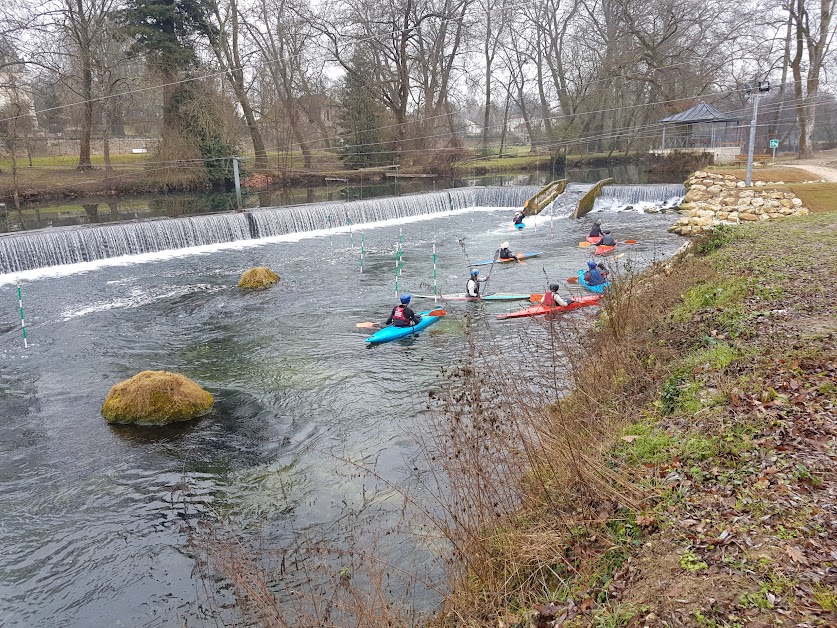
[120,0,204,133]
[337,50,391,169]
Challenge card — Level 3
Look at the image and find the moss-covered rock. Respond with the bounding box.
[238,266,279,289]
[101,370,214,425]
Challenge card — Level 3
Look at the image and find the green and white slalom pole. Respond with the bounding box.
[432,241,438,302]
[17,285,28,349]
[398,228,404,277]
[327,214,333,247]
[394,240,400,297]
[360,232,365,273]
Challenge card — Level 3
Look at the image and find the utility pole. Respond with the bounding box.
[745,81,770,186]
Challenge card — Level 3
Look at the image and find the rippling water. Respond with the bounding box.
[0,202,684,626]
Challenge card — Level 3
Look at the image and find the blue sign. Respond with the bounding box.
[770,139,779,148]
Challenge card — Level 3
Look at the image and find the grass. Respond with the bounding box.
[707,165,820,182]
[787,182,837,212]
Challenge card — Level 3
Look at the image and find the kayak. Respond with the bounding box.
[496,295,601,320]
[365,310,443,344]
[586,236,602,244]
[514,222,525,229]
[413,293,532,302]
[473,251,542,266]
[595,243,617,255]
[578,269,610,294]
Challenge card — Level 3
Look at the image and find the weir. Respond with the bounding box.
[598,184,686,205]
[0,187,536,273]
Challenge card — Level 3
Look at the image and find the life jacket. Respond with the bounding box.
[513,213,524,224]
[392,305,408,324]
[466,279,479,297]
[542,291,556,306]
[584,270,594,284]
[600,234,616,246]
[499,248,514,259]
[589,268,604,285]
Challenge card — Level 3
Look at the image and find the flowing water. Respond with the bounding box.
[0,190,686,626]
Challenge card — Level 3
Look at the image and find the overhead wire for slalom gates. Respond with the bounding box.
[4,78,813,175]
[5,94,825,201]
[4,91,825,189]
[0,0,790,127]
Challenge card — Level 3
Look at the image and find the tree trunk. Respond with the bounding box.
[790,0,811,158]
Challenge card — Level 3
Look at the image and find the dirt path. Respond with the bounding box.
[785,147,837,182]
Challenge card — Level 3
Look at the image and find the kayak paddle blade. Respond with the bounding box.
[356,322,379,328]
[578,241,593,248]
[529,294,543,303]
[566,277,579,284]
[428,309,447,316]
[625,239,638,244]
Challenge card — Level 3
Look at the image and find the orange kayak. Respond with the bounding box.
[586,236,602,244]
[595,243,617,255]
[496,295,601,319]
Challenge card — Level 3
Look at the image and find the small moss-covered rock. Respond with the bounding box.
[102,370,214,425]
[238,266,279,289]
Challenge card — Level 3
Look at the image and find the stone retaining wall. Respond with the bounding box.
[669,171,814,236]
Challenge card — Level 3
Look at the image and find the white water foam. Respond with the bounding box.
[0,206,507,286]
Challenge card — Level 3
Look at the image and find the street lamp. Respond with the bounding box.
[745,80,770,186]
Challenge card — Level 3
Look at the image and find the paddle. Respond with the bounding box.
[529,293,544,302]
[567,277,579,284]
[578,241,593,248]
[624,239,638,244]
[514,253,527,265]
[355,309,447,329]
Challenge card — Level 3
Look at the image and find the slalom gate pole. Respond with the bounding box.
[347,213,354,248]
[432,242,438,302]
[327,214,333,247]
[360,232,365,273]
[17,285,28,349]
[398,228,404,276]
[394,240,400,296]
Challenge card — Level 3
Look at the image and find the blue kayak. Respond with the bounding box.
[578,269,610,294]
[473,251,542,266]
[514,222,525,229]
[365,310,443,344]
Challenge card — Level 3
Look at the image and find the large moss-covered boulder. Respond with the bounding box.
[238,266,279,289]
[101,370,214,425]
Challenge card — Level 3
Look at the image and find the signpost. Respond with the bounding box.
[770,139,779,162]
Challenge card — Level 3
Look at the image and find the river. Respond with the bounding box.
[0,190,685,626]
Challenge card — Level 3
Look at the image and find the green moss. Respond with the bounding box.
[813,583,837,611]
[238,266,280,289]
[101,370,214,425]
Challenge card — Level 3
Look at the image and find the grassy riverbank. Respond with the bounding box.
[435,212,837,626]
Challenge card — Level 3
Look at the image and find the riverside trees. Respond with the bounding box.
[1,0,834,178]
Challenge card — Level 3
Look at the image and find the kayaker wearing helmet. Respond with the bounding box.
[589,220,604,239]
[466,269,487,298]
[540,282,574,307]
[584,260,608,286]
[386,294,422,327]
[599,231,616,247]
[498,241,517,260]
[513,210,525,226]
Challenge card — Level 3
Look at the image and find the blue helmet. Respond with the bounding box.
[587,260,597,269]
[470,269,479,277]
[400,294,411,304]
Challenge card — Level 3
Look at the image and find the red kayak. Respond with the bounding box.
[496,295,601,320]
[586,236,602,244]
[595,243,617,255]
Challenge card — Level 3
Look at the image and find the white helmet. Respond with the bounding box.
[501,241,509,248]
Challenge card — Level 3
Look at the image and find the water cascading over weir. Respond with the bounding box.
[0,187,537,274]
[596,184,686,207]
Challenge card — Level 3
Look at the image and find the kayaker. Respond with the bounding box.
[599,231,616,247]
[386,294,422,327]
[541,282,574,307]
[589,220,604,238]
[498,241,517,260]
[513,210,525,226]
[584,260,608,286]
[466,269,487,298]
